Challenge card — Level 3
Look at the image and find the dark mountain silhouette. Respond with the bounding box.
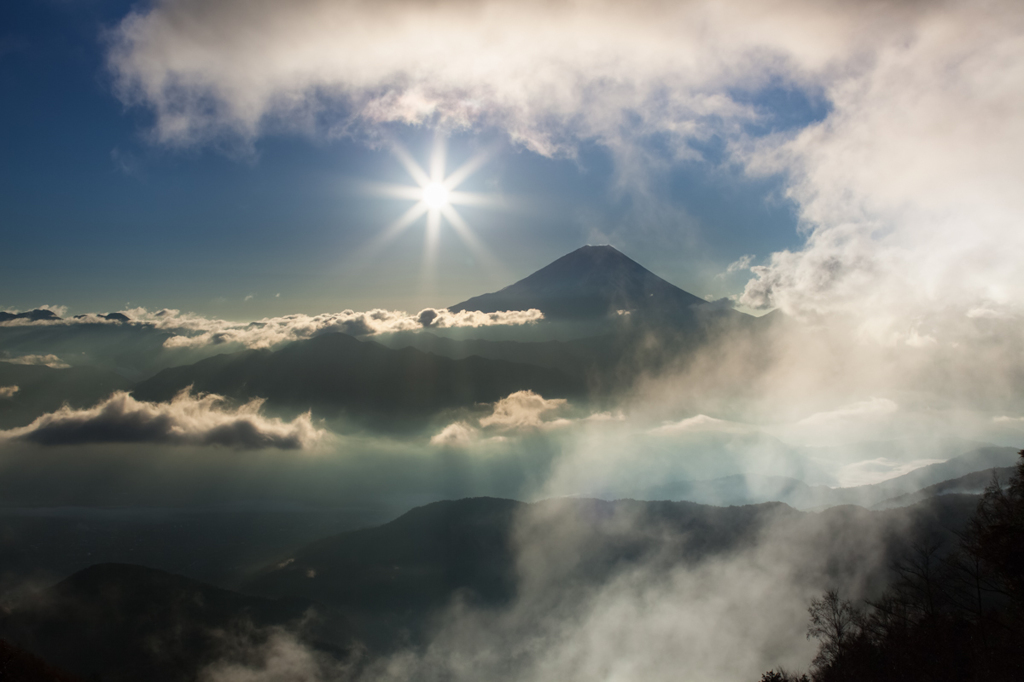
[448,245,719,320]
[247,497,524,612]
[132,332,586,420]
[0,310,62,323]
[872,466,1016,509]
[243,493,981,649]
[834,446,1020,506]
[376,331,614,377]
[0,639,84,682]
[0,495,985,676]
[0,361,132,429]
[0,563,332,682]
[72,312,130,322]
[0,506,391,600]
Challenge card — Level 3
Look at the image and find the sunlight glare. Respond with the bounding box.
[423,182,449,209]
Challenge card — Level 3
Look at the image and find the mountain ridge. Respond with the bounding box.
[131,332,587,421]
[448,245,718,320]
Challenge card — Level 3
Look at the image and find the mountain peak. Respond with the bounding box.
[449,245,708,319]
[0,309,62,323]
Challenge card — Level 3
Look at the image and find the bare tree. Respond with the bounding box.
[806,589,861,672]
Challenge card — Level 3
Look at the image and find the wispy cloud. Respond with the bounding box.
[0,386,19,399]
[716,254,755,279]
[0,389,324,449]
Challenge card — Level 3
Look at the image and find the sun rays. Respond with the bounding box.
[365,135,501,281]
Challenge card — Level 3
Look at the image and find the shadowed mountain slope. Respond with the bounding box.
[0,310,62,323]
[0,639,83,682]
[873,466,1016,509]
[132,332,586,419]
[375,331,614,377]
[448,245,717,320]
[834,446,1020,506]
[0,362,132,429]
[244,494,981,630]
[0,563,327,682]
[0,495,985,677]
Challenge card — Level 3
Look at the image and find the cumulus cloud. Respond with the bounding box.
[431,391,618,447]
[0,386,19,399]
[2,354,70,369]
[479,391,569,430]
[429,421,479,447]
[736,1,1024,338]
[0,389,324,449]
[106,0,814,151]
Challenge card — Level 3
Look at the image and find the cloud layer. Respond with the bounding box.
[0,389,323,449]
[157,307,543,349]
[0,306,543,350]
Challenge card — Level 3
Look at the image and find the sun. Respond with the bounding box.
[364,135,501,277]
[423,182,449,210]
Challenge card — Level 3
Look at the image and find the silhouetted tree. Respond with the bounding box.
[760,450,1024,682]
[966,452,1024,614]
[806,589,862,673]
[759,669,809,682]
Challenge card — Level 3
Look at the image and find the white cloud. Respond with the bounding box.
[0,389,324,449]
[967,307,1014,320]
[430,421,479,447]
[0,386,19,399]
[479,391,569,430]
[795,398,898,429]
[430,391,618,446]
[158,307,543,350]
[652,414,752,435]
[737,1,1024,339]
[717,254,755,279]
[835,456,946,488]
[2,354,70,369]
[0,305,542,350]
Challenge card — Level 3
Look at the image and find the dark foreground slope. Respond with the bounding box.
[132,332,586,420]
[0,639,83,682]
[0,564,335,682]
[244,494,981,648]
[1,494,985,682]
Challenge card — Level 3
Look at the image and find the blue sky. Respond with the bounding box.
[0,0,820,319]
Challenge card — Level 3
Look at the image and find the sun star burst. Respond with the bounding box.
[365,135,501,281]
